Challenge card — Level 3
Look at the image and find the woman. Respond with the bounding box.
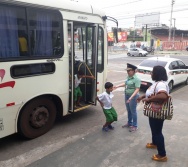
[115,63,141,132]
[137,65,169,162]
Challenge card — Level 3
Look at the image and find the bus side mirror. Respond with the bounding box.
[113,28,118,43]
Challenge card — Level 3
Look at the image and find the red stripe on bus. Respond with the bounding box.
[6,102,15,107]
[0,81,15,89]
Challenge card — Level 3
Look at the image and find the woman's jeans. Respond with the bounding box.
[149,117,166,156]
[125,94,139,127]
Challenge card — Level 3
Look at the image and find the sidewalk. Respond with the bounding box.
[27,86,188,167]
[155,50,188,55]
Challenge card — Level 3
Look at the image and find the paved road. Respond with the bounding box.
[0,53,188,167]
[27,85,188,167]
[28,54,188,167]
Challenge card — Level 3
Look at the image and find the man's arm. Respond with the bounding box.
[83,75,95,79]
[114,83,125,89]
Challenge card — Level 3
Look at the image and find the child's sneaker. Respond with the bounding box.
[108,125,114,130]
[129,126,138,132]
[102,126,109,132]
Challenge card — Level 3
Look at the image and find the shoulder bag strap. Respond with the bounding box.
[153,82,159,95]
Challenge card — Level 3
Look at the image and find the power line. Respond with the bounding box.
[105,3,188,18]
[101,0,144,9]
[107,7,188,21]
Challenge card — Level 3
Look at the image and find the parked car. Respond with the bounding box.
[137,56,188,92]
[127,48,148,57]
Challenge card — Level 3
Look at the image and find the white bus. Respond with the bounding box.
[0,0,118,139]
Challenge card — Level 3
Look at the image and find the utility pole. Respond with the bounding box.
[145,24,147,42]
[172,18,176,42]
[133,21,136,41]
[168,0,175,41]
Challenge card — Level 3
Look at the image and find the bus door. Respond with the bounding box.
[68,22,74,112]
[68,22,98,112]
[85,24,98,105]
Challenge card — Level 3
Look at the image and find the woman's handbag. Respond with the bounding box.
[143,82,173,120]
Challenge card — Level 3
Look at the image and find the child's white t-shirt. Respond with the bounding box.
[97,92,114,109]
[75,74,82,88]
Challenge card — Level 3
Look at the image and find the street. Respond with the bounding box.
[0,53,188,167]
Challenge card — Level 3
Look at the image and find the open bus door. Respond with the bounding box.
[84,24,98,105]
[68,22,98,113]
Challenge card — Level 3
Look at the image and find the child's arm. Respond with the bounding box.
[96,96,104,108]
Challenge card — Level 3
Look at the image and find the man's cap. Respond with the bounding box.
[126,63,137,70]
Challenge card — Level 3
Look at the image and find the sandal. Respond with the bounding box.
[122,123,131,128]
[152,154,167,162]
[146,143,157,149]
[129,126,138,132]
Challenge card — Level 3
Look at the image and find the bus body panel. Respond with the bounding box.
[0,0,108,138]
[1,0,105,17]
[0,105,21,138]
[61,11,104,24]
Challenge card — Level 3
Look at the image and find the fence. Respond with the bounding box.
[162,41,188,51]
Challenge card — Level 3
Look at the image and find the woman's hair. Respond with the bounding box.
[152,66,168,81]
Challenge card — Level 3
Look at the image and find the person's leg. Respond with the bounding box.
[102,109,113,132]
[76,87,83,106]
[110,107,118,122]
[125,94,133,126]
[149,117,157,145]
[149,118,166,156]
[128,94,139,128]
[108,107,117,130]
[74,88,78,107]
[155,119,166,156]
[103,121,113,127]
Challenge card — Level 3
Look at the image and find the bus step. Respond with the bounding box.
[72,104,91,112]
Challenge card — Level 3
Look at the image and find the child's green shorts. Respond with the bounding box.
[74,86,82,101]
[103,107,118,122]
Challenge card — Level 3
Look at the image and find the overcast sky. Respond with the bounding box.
[79,0,188,30]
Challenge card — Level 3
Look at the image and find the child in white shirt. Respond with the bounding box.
[96,82,118,132]
[74,70,94,108]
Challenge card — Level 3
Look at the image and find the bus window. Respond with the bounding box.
[86,27,93,66]
[0,5,63,60]
[98,27,104,72]
[28,9,63,57]
[0,5,26,58]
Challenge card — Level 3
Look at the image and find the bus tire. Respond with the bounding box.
[18,97,56,139]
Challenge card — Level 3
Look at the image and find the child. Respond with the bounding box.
[96,82,118,132]
[74,70,94,108]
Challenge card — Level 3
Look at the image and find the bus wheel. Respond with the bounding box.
[18,97,56,139]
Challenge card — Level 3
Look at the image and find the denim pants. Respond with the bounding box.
[149,117,166,156]
[125,94,139,127]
